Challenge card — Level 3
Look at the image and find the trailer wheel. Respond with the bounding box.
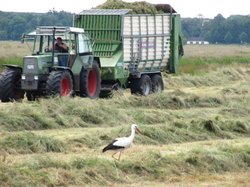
[46,70,73,96]
[0,68,24,102]
[80,61,101,99]
[131,74,152,96]
[151,74,164,93]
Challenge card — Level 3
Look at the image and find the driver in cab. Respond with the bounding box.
[55,37,68,53]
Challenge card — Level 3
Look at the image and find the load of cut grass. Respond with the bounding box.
[0,132,65,154]
[97,0,159,14]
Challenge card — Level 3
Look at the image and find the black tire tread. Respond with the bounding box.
[0,68,24,102]
[151,74,164,93]
[46,70,73,96]
[130,74,152,96]
[80,61,101,99]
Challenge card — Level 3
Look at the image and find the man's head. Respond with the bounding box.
[56,37,62,44]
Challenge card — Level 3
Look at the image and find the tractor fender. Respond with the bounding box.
[51,66,75,87]
[2,64,22,71]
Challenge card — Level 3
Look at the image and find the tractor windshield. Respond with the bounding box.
[33,35,53,54]
[32,34,74,55]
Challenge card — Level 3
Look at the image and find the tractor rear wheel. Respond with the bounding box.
[0,68,24,102]
[46,70,73,97]
[131,74,152,96]
[80,61,101,99]
[151,74,164,93]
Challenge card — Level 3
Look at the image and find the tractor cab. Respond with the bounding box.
[23,26,93,69]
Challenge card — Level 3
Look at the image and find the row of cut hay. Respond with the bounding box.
[1,118,249,154]
[0,132,65,154]
[0,66,249,132]
[0,93,225,131]
[1,142,249,186]
[67,119,250,149]
[165,66,250,88]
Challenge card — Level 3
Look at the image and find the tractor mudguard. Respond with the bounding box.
[2,64,22,71]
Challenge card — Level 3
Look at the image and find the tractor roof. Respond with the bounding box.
[26,26,84,36]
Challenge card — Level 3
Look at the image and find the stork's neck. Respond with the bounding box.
[129,128,136,141]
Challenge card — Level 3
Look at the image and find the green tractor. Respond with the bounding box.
[0,26,101,102]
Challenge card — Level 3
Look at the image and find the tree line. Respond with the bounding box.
[0,10,72,40]
[182,14,250,44]
[0,10,250,44]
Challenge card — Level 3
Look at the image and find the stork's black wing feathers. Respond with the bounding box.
[102,139,125,152]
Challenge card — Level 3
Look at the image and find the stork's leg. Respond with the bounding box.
[112,151,119,160]
[118,150,123,160]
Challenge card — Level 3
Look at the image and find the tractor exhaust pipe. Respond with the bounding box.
[52,27,56,65]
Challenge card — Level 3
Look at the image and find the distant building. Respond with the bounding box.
[187,37,209,45]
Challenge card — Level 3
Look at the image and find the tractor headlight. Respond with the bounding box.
[34,75,39,80]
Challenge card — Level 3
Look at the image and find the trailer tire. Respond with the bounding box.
[46,70,73,97]
[0,68,24,102]
[80,61,101,99]
[151,74,164,93]
[131,74,152,96]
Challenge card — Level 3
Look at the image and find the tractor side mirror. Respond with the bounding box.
[21,34,25,44]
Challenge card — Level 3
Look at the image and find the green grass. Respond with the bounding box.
[0,57,23,72]
[1,44,250,186]
[179,56,250,74]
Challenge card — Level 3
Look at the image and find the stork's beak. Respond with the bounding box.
[136,127,142,134]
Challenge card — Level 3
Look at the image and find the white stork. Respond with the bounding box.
[102,124,141,160]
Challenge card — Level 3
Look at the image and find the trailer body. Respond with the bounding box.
[74,7,183,95]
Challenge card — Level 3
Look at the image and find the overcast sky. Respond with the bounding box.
[1,0,250,18]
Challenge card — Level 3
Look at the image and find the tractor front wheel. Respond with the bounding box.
[80,61,101,99]
[46,70,73,97]
[0,68,24,102]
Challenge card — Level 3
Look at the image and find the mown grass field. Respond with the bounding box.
[0,42,250,186]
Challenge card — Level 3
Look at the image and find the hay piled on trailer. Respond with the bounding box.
[96,0,165,14]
